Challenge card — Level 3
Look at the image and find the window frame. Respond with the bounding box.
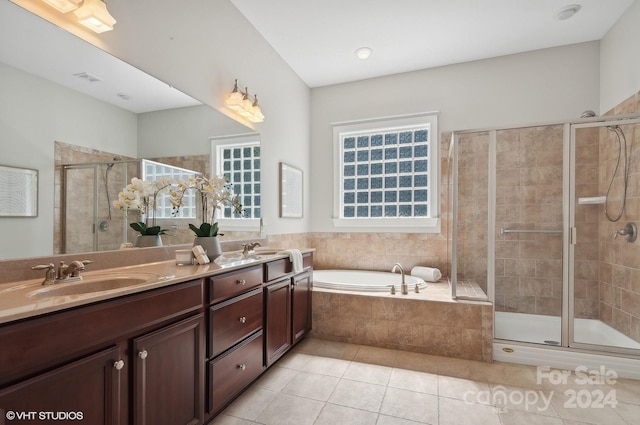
[332,112,440,233]
[211,133,261,232]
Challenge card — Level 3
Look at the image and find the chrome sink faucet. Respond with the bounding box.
[242,242,261,257]
[391,263,408,295]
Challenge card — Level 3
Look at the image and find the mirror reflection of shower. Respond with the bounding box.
[581,110,630,222]
[98,156,122,232]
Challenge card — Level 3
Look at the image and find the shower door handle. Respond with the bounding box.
[570,227,577,245]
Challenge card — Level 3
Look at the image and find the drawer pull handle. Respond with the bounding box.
[138,350,148,360]
[239,316,247,324]
[113,360,125,370]
[236,279,246,285]
[237,364,246,371]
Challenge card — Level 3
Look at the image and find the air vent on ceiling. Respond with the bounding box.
[117,93,131,100]
[73,72,103,83]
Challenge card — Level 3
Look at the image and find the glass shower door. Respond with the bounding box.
[493,125,565,345]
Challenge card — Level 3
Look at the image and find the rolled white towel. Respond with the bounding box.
[411,266,441,282]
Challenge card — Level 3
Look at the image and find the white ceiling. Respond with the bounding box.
[231,0,636,88]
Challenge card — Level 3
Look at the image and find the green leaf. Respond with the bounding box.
[130,221,167,235]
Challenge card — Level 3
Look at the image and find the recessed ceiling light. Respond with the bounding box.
[355,47,372,60]
[556,4,581,21]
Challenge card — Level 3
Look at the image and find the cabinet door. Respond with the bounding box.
[0,346,122,424]
[133,314,204,425]
[264,278,292,366]
[292,272,312,344]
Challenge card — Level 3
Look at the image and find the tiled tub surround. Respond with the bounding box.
[311,283,493,362]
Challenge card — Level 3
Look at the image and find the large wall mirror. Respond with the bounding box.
[0,1,260,260]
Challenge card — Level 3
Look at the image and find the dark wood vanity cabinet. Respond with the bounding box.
[265,278,292,366]
[0,279,205,425]
[292,271,312,345]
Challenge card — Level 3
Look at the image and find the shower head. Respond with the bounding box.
[106,156,122,169]
[580,110,596,118]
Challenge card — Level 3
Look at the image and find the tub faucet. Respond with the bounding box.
[391,263,408,295]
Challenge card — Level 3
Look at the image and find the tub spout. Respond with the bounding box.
[391,263,408,295]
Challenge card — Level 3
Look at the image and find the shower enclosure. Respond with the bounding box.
[448,113,640,360]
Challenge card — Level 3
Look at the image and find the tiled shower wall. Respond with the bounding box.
[599,92,640,342]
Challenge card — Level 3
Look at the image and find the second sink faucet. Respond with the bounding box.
[242,242,261,257]
[391,263,408,295]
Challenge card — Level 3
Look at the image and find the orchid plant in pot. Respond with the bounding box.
[170,175,243,259]
[113,176,173,247]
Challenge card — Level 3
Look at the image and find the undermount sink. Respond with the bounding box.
[28,273,159,300]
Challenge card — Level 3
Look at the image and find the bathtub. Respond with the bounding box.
[313,269,428,292]
[494,311,640,379]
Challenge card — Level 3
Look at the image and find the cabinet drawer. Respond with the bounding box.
[208,330,264,415]
[209,265,262,303]
[210,289,263,358]
[264,254,313,282]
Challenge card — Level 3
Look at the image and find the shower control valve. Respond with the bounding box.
[614,222,637,243]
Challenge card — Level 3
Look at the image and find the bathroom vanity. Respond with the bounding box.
[0,251,313,424]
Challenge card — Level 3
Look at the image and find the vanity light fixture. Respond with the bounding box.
[40,0,81,13]
[73,0,116,33]
[225,80,265,123]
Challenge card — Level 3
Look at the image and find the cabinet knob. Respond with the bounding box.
[236,279,246,285]
[113,360,125,370]
[239,316,247,324]
[237,364,246,371]
[138,349,148,360]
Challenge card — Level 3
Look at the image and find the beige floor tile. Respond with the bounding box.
[254,393,325,425]
[208,414,254,425]
[489,383,558,416]
[615,402,640,425]
[223,387,278,421]
[353,345,399,367]
[303,356,351,377]
[343,362,393,385]
[438,375,491,403]
[438,397,501,425]
[388,368,438,395]
[380,387,438,424]
[277,352,315,371]
[609,377,640,406]
[314,403,378,425]
[376,415,427,425]
[292,337,326,354]
[281,371,340,401]
[550,391,627,425]
[328,379,386,412]
[255,366,299,392]
[499,410,564,425]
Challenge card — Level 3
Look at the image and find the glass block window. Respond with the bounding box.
[333,113,439,232]
[216,141,261,219]
[141,159,198,219]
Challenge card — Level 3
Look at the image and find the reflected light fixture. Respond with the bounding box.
[73,0,116,33]
[40,0,81,13]
[225,80,265,123]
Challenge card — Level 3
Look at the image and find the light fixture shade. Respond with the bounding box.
[73,0,116,33]
[41,0,81,13]
[225,80,245,110]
